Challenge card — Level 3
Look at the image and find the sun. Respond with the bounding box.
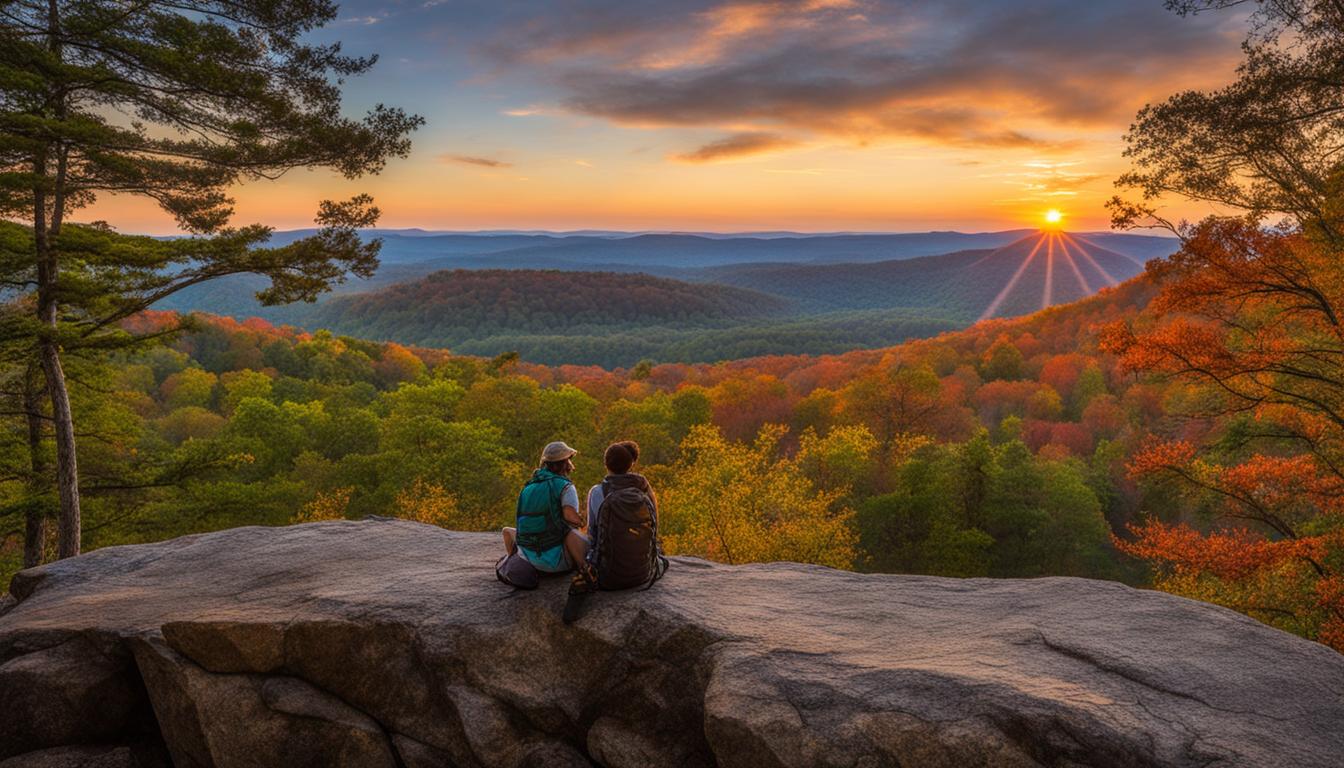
[1044,209,1064,226]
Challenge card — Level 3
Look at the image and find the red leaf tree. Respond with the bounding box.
[1103,222,1344,648]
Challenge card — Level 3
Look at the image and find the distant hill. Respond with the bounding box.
[700,232,1146,321]
[297,268,784,346]
[278,269,964,366]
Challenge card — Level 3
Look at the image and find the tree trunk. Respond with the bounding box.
[22,368,49,568]
[40,340,80,559]
[36,0,79,560]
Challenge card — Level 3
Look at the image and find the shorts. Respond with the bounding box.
[519,530,590,573]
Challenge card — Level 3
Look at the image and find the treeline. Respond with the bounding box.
[446,309,964,366]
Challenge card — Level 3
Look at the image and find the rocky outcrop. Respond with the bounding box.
[2,519,1342,767]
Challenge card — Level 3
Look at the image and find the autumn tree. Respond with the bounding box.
[0,0,421,558]
[659,424,858,569]
[1107,0,1344,648]
[839,361,942,458]
[1103,226,1344,647]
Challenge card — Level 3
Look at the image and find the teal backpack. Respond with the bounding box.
[515,468,572,553]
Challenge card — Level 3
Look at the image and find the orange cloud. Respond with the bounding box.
[673,132,801,162]
[441,154,512,168]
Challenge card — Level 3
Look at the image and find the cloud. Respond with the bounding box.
[673,132,800,162]
[441,154,512,168]
[982,160,1106,203]
[341,12,388,25]
[476,0,1243,153]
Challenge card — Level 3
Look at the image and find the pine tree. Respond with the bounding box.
[0,0,421,557]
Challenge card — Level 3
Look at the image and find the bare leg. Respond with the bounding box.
[561,529,597,624]
[564,529,592,578]
[502,526,517,556]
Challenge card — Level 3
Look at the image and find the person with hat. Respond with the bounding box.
[502,440,593,579]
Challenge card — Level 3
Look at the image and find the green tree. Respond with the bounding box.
[981,337,1025,381]
[380,379,466,424]
[1070,364,1108,418]
[855,445,994,577]
[377,416,523,522]
[0,0,421,557]
[161,368,217,411]
[840,362,942,454]
[599,396,678,467]
[796,425,879,499]
[219,370,274,416]
[669,386,713,441]
[983,441,1111,577]
[1112,0,1344,243]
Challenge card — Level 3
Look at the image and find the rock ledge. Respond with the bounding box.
[2,520,1342,767]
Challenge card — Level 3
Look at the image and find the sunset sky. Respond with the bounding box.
[93,0,1248,234]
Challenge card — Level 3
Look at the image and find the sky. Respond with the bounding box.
[90,0,1249,234]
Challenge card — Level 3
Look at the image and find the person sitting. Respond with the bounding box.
[583,440,668,591]
[503,441,592,579]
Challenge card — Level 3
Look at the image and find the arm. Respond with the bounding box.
[561,483,583,528]
[562,505,582,527]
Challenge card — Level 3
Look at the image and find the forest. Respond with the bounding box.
[1,289,1145,585]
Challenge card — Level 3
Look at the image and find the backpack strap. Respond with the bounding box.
[596,478,613,567]
[641,498,669,591]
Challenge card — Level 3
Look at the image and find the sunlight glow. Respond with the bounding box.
[978,233,1048,322]
[1044,209,1064,226]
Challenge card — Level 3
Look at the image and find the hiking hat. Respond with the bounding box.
[540,441,578,463]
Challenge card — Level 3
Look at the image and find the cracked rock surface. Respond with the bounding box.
[1,519,1342,767]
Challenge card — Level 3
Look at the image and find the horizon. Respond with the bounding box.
[147,224,1181,239]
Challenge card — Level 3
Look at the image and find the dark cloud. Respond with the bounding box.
[442,154,512,168]
[673,132,800,162]
[482,0,1243,151]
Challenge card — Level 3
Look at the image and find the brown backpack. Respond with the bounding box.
[595,475,669,591]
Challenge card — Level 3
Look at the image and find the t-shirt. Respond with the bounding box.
[559,482,579,515]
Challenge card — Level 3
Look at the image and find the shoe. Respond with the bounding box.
[562,564,597,624]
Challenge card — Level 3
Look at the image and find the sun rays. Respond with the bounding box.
[979,234,1048,321]
[974,230,1126,322]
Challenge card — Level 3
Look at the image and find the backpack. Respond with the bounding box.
[515,468,571,554]
[595,475,669,591]
[495,551,540,590]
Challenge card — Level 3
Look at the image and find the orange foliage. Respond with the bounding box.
[1116,520,1317,581]
[1111,221,1344,650]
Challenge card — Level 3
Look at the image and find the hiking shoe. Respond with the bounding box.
[562,565,597,624]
